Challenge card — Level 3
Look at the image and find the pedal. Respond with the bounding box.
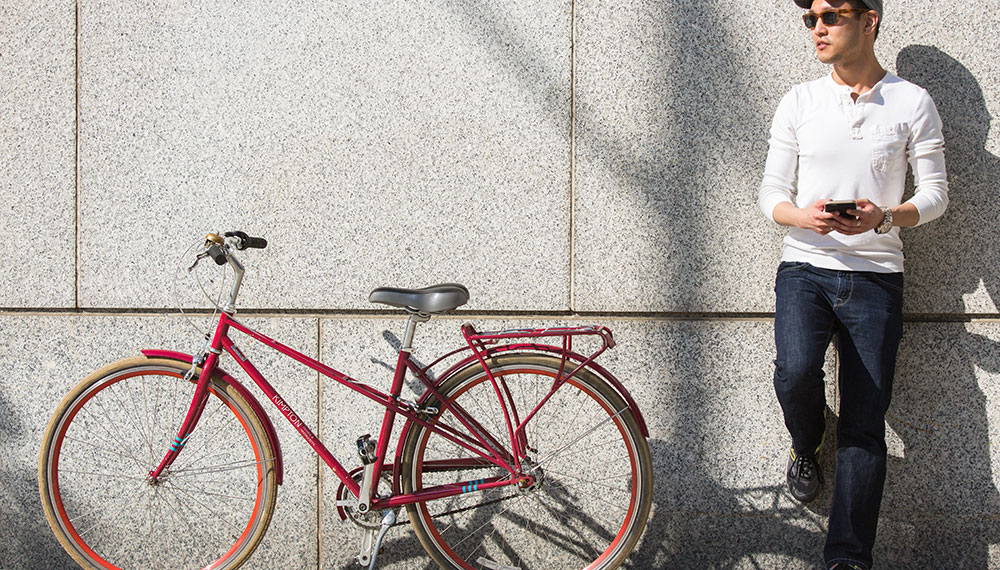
[356,434,377,464]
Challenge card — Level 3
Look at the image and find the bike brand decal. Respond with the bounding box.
[271,395,303,428]
[462,479,485,493]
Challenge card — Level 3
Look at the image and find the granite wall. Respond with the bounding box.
[2,0,998,568]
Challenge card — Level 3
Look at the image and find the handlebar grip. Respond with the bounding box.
[245,236,267,249]
[224,231,268,250]
[208,244,228,265]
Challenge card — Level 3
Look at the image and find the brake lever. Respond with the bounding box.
[187,250,211,272]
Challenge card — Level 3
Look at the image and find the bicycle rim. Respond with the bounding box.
[38,358,277,570]
[401,354,652,570]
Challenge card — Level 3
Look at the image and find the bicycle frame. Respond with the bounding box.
[144,311,638,512]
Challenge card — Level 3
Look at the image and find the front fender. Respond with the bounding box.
[140,349,284,485]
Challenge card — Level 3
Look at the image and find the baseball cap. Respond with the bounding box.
[794,0,882,15]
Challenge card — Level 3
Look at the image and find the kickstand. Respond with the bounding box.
[365,510,396,570]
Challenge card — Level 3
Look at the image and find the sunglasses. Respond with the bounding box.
[802,8,869,29]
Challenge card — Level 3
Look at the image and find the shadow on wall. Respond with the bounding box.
[895,44,1000,312]
[578,0,826,566]
[0,391,76,569]
[877,45,1000,568]
[627,438,829,568]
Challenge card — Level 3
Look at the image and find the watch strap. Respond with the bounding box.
[875,207,893,234]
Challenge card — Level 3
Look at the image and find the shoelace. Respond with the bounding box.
[792,454,817,480]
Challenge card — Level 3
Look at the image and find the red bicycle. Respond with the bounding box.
[39,231,653,570]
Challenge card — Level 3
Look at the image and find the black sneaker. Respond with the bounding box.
[786,447,823,503]
[828,564,865,570]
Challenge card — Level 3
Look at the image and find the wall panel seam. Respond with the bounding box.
[568,0,577,313]
[74,0,81,310]
[2,309,996,323]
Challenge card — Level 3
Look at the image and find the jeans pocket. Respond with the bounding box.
[775,262,810,293]
[777,261,810,274]
[869,271,904,294]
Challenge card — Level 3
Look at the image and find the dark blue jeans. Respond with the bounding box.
[773,261,903,570]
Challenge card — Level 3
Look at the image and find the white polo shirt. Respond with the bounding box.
[758,71,948,273]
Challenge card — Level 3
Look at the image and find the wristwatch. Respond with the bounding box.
[874,207,893,234]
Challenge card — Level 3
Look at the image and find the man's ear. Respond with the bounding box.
[864,11,879,35]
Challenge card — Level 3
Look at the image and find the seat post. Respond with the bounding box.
[400,312,430,353]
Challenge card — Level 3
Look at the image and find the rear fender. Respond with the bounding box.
[140,349,284,485]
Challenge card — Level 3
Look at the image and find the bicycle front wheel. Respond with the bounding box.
[400,354,653,570]
[38,357,278,570]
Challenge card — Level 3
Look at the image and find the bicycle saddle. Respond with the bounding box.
[368,283,470,313]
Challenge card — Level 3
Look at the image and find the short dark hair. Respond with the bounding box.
[846,0,881,40]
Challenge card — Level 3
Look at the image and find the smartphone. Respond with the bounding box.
[824,200,857,216]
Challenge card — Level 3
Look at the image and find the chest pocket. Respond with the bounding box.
[871,123,909,172]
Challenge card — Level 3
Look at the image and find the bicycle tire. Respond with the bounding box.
[400,353,653,570]
[38,356,278,570]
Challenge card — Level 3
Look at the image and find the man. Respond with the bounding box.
[757,0,948,568]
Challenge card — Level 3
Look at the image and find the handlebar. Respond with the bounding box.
[205,231,267,265]
[206,231,267,251]
[204,231,267,265]
[196,231,266,313]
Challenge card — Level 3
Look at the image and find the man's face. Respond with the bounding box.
[807,0,871,65]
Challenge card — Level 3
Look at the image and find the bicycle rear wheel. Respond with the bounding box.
[400,354,652,570]
[39,357,277,570]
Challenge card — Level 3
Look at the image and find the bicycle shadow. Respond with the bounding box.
[874,45,1000,568]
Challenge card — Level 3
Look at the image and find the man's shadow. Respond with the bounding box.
[875,45,1000,567]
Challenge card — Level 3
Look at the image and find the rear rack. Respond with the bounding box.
[458,323,618,462]
[459,323,615,379]
[461,324,615,349]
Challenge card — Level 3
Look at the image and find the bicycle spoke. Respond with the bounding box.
[162,481,240,530]
[162,479,249,535]
[61,433,145,464]
[74,484,148,539]
[542,479,631,516]
[120,377,157,460]
[170,457,271,477]
[446,493,527,551]
[530,382,588,458]
[542,467,633,487]
[81,396,150,471]
[58,468,150,482]
[529,407,627,470]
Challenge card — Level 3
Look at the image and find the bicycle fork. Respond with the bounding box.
[147,351,217,483]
